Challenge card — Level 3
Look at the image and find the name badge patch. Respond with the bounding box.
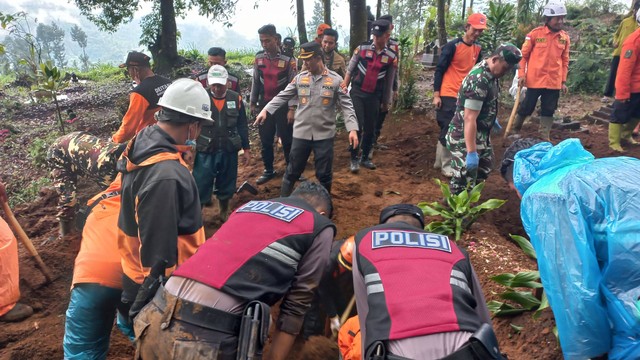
[227,101,236,109]
[366,50,374,59]
[278,60,286,68]
[371,230,452,253]
[381,55,389,64]
[236,200,304,222]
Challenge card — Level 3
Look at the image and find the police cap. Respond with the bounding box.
[379,204,425,228]
[371,19,391,36]
[299,42,322,59]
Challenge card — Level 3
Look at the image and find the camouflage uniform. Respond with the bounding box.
[445,60,498,194]
[47,132,125,221]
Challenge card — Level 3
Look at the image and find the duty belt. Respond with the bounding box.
[152,286,242,335]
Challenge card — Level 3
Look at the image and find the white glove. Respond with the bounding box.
[330,316,341,334]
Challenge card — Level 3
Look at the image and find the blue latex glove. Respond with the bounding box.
[493,118,502,134]
[466,151,479,170]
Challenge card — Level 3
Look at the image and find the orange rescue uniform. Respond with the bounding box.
[338,315,362,360]
[518,26,570,90]
[615,28,640,101]
[0,216,19,317]
[112,93,157,143]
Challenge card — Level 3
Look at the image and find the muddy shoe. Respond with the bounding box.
[350,159,360,174]
[0,303,33,322]
[298,174,307,182]
[374,142,389,150]
[360,158,377,170]
[256,170,276,185]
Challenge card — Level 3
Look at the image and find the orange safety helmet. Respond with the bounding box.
[338,236,355,271]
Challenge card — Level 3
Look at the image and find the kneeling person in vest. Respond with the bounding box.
[353,204,500,359]
[193,65,251,220]
[133,181,335,360]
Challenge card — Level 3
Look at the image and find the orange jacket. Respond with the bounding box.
[518,26,570,90]
[71,175,123,290]
[615,28,640,100]
[338,315,362,360]
[111,92,157,143]
[0,216,19,317]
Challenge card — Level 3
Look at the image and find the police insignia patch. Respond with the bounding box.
[381,56,389,64]
[227,101,236,109]
[625,49,633,59]
[371,230,452,253]
[278,60,285,68]
[236,201,304,222]
[322,98,330,105]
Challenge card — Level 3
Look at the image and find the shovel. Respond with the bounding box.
[236,181,258,195]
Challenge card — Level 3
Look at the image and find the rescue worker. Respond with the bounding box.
[133,181,336,360]
[250,24,298,185]
[445,44,522,195]
[338,315,362,360]
[433,13,486,178]
[510,2,570,140]
[610,10,640,152]
[113,51,172,143]
[500,138,640,359]
[282,37,296,58]
[116,78,211,326]
[193,65,251,220]
[46,131,126,237]
[194,47,241,93]
[302,29,347,78]
[256,42,359,195]
[604,1,640,99]
[342,19,397,173]
[63,176,129,359]
[315,23,331,45]
[353,204,498,359]
[373,15,400,150]
[0,181,33,322]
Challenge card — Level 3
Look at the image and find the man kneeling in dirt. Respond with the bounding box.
[353,204,501,359]
[133,182,335,360]
[501,138,640,359]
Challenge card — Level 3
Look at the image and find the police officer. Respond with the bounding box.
[133,182,335,360]
[282,37,296,58]
[47,132,126,237]
[114,51,172,143]
[194,47,242,94]
[193,65,250,220]
[445,44,522,195]
[256,42,359,196]
[353,204,498,359]
[510,2,570,140]
[342,19,397,173]
[433,13,486,177]
[374,15,400,150]
[251,24,298,185]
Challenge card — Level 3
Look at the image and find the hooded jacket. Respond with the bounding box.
[116,124,205,302]
[513,139,640,360]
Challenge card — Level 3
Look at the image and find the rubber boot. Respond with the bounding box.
[538,116,554,141]
[440,145,454,178]
[511,114,527,133]
[218,199,231,222]
[0,303,33,322]
[621,118,640,145]
[59,219,74,237]
[433,142,442,169]
[280,179,295,197]
[609,123,625,152]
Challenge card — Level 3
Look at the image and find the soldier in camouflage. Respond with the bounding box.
[445,43,522,194]
[47,132,126,236]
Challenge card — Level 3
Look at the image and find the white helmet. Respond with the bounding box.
[157,78,212,122]
[543,3,567,17]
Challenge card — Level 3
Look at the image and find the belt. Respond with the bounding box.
[439,339,494,360]
[152,286,242,335]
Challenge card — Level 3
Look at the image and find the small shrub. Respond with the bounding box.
[396,36,419,111]
[9,177,51,207]
[78,63,125,82]
[27,131,61,168]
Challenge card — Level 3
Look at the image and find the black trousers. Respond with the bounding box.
[612,93,640,124]
[517,88,560,118]
[604,56,620,97]
[258,104,292,172]
[375,111,387,143]
[351,88,380,159]
[435,96,457,146]
[284,137,334,192]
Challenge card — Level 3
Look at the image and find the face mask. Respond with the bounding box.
[185,125,197,149]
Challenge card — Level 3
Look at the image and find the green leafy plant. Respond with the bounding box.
[480,2,516,52]
[418,179,506,241]
[8,177,51,207]
[396,36,419,111]
[39,60,68,134]
[27,131,60,168]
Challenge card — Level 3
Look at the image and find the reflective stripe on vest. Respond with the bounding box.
[353,44,395,94]
[257,53,292,102]
[365,272,384,295]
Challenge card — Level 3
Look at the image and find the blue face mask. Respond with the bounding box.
[185,125,197,148]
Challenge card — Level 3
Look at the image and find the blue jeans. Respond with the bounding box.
[63,284,124,360]
[192,151,238,205]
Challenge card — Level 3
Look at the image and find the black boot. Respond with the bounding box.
[218,199,231,222]
[256,170,276,185]
[360,152,376,170]
[280,179,295,197]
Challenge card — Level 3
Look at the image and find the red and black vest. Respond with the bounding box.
[355,222,482,352]
[194,69,240,93]
[255,51,294,103]
[351,41,397,95]
[173,197,336,305]
[132,75,172,110]
[196,90,242,153]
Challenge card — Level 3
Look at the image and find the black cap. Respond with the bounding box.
[371,20,391,36]
[283,37,296,47]
[299,41,322,59]
[378,14,393,23]
[379,204,425,228]
[119,51,151,68]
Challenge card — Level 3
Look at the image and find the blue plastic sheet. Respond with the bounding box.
[513,139,640,359]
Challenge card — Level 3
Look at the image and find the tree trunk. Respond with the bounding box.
[349,0,367,53]
[436,0,447,48]
[155,0,179,74]
[461,0,467,21]
[377,0,382,18]
[323,0,332,26]
[297,0,309,44]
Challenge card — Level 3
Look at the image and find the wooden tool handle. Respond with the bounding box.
[504,85,522,139]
